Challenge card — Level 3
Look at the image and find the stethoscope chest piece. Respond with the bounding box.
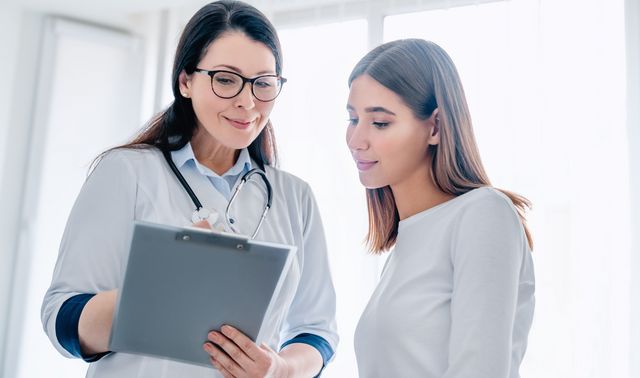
[191,207,219,225]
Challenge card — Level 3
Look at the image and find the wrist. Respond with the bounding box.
[277,352,293,378]
[277,342,323,378]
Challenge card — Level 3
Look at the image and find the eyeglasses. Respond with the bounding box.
[193,68,287,102]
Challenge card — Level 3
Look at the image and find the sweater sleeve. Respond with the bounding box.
[444,192,527,378]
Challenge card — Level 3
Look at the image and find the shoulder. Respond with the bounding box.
[262,166,321,222]
[263,165,313,197]
[91,146,164,178]
[449,187,530,275]
[450,187,526,251]
[95,146,162,168]
[456,187,521,225]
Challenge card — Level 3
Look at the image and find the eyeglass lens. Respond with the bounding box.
[212,71,282,101]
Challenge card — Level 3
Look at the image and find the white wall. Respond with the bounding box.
[0,7,46,374]
[5,19,144,378]
[0,7,21,157]
[0,9,148,376]
[0,5,23,350]
[626,0,640,375]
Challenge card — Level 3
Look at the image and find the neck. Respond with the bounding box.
[190,127,239,175]
[390,164,455,221]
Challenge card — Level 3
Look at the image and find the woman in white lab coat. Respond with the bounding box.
[41,1,337,377]
[346,39,535,377]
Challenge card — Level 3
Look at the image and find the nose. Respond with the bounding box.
[346,120,368,151]
[233,82,256,109]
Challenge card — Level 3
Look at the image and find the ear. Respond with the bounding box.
[178,70,192,98]
[426,108,440,146]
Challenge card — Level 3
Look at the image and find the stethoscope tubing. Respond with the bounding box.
[162,148,272,239]
[162,149,204,210]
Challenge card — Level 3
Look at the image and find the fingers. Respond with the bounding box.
[219,325,263,361]
[210,356,235,378]
[214,332,252,364]
[192,220,212,230]
[205,325,275,376]
[204,342,245,377]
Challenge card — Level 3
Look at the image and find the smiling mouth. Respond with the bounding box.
[225,117,254,130]
[356,160,378,171]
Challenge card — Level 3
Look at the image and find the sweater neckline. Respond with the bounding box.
[397,187,486,232]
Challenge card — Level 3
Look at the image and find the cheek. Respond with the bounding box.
[192,95,226,123]
[256,102,275,124]
[345,127,353,145]
[374,135,404,158]
[376,133,428,172]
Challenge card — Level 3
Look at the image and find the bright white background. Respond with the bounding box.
[0,0,637,377]
[2,19,144,378]
[273,20,373,376]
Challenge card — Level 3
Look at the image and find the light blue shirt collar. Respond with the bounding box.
[170,142,252,200]
[171,142,252,178]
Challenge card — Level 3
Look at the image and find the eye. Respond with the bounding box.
[213,73,239,86]
[347,118,358,127]
[372,121,390,129]
[215,77,237,85]
[254,79,274,88]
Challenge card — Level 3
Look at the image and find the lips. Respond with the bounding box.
[224,116,254,130]
[355,159,378,171]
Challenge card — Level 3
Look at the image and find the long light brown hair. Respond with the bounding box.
[348,39,533,253]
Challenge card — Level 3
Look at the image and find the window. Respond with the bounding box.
[272,19,374,377]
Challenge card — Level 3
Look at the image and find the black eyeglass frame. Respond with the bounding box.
[193,68,287,102]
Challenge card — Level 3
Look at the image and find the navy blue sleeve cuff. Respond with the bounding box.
[56,293,110,362]
[281,333,334,377]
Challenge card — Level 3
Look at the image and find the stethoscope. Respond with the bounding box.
[162,149,273,240]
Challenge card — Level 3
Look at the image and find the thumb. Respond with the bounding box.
[259,342,275,354]
[192,220,212,230]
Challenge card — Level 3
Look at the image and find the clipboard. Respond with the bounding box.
[108,221,296,368]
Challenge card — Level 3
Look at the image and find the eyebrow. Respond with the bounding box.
[213,64,275,76]
[346,104,396,116]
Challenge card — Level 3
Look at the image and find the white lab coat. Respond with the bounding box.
[41,145,338,378]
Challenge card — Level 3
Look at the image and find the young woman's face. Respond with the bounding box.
[180,31,277,149]
[346,74,439,189]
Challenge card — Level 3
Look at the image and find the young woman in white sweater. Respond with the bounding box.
[346,39,535,378]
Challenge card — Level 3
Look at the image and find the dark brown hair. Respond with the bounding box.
[349,39,533,253]
[98,0,281,169]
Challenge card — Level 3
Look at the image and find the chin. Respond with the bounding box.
[359,175,387,190]
[364,184,387,190]
[223,131,261,149]
[230,125,267,147]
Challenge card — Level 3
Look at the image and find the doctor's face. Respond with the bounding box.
[346,74,438,190]
[179,31,278,150]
